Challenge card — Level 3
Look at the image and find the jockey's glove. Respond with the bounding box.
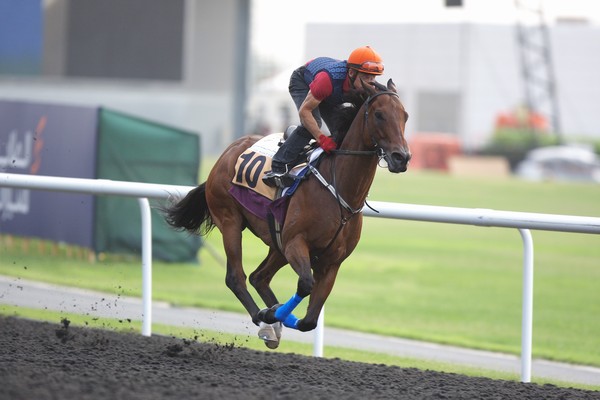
[318,135,337,153]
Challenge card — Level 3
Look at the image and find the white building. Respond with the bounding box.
[251,21,600,151]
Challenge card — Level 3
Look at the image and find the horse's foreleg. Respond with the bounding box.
[284,238,315,298]
[296,265,340,332]
[257,237,314,328]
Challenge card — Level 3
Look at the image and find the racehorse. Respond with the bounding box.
[163,79,410,348]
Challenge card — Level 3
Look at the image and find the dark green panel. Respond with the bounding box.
[95,108,201,262]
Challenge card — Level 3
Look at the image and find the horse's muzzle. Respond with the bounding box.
[386,150,412,173]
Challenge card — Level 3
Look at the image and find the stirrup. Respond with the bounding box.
[262,170,283,188]
[262,171,294,189]
[263,170,293,188]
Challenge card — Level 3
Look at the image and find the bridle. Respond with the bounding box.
[314,89,404,214]
[309,90,403,263]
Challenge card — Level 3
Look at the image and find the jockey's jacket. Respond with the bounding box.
[303,57,348,106]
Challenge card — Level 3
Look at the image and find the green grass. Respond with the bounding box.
[1,167,599,369]
[3,305,598,392]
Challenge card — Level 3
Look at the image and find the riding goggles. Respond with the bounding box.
[349,61,384,75]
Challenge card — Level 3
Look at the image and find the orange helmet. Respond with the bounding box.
[347,46,384,75]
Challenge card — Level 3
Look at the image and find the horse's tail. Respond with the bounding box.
[163,182,215,236]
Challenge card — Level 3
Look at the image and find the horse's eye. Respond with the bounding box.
[374,111,385,121]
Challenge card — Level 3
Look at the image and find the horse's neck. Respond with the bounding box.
[329,120,378,209]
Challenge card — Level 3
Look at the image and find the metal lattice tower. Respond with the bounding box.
[515,0,562,142]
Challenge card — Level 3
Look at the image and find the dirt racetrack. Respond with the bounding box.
[1,315,598,400]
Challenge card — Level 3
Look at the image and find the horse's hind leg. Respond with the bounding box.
[220,225,263,325]
[249,248,287,307]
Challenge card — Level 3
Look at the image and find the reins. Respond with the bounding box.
[310,90,398,263]
[331,149,377,156]
[309,156,357,264]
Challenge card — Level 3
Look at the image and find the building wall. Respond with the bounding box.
[0,0,43,75]
[552,24,600,138]
[0,0,249,155]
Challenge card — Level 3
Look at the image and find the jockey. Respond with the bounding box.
[262,45,385,188]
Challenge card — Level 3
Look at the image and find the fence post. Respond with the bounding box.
[519,228,534,382]
[314,307,325,357]
[138,198,152,337]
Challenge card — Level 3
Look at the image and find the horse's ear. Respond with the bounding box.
[360,78,376,95]
[387,79,397,93]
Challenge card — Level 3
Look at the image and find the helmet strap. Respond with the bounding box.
[348,69,358,89]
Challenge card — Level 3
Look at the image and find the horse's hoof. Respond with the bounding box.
[295,318,317,332]
[257,304,281,324]
[273,321,282,341]
[258,322,281,349]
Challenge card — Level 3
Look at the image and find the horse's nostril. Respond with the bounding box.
[387,151,411,172]
[392,152,407,165]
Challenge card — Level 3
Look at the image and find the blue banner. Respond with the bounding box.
[0,100,99,247]
[0,0,43,75]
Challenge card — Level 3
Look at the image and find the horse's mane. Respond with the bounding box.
[329,81,389,145]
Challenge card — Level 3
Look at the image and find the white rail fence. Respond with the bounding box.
[1,172,599,383]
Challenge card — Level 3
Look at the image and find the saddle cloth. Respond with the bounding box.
[231,133,282,200]
[229,133,321,224]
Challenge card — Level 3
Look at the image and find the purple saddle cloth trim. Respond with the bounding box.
[229,185,290,225]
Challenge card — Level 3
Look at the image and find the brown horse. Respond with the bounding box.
[164,79,410,347]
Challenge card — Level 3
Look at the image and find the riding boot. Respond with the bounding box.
[263,126,312,188]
